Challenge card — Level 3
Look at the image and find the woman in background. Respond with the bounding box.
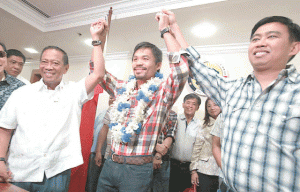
[190,98,221,192]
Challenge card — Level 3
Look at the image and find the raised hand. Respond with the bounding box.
[155,11,170,31]
[90,19,108,40]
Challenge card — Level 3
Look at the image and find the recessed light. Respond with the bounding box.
[24,48,38,54]
[84,38,93,47]
[191,22,217,38]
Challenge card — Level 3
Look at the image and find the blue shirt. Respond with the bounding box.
[187,46,300,192]
[0,71,25,110]
[91,109,108,153]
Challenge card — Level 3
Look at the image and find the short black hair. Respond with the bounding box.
[132,42,162,72]
[183,93,201,106]
[251,16,300,62]
[0,42,7,52]
[7,49,26,63]
[40,46,69,65]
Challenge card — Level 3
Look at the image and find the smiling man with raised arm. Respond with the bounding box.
[0,19,107,192]
[163,10,300,192]
[95,12,189,192]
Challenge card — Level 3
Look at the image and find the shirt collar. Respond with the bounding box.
[243,64,298,85]
[37,78,65,91]
[180,113,197,122]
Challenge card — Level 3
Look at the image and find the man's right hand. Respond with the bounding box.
[94,152,102,167]
[0,162,12,183]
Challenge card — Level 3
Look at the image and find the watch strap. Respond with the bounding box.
[92,40,102,46]
[0,157,6,163]
[160,27,170,38]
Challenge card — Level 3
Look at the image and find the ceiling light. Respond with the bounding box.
[24,48,38,54]
[84,38,93,47]
[191,22,217,38]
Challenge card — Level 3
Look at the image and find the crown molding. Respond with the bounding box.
[0,0,47,31]
[1,0,225,32]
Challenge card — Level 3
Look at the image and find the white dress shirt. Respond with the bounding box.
[17,75,31,85]
[171,114,202,162]
[0,78,92,182]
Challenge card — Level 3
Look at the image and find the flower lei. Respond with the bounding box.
[109,72,164,143]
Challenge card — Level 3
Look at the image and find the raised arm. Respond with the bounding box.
[160,9,189,49]
[155,11,181,52]
[0,128,13,182]
[85,19,108,94]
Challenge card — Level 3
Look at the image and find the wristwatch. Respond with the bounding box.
[92,40,102,46]
[0,157,6,163]
[160,27,170,38]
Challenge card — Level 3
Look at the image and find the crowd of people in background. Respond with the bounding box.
[0,7,300,192]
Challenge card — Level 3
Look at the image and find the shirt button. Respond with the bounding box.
[44,154,47,157]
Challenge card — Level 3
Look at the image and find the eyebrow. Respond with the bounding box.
[251,31,282,39]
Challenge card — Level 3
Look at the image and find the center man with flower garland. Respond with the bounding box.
[95,12,189,191]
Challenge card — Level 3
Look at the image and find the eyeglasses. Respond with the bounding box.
[0,51,7,58]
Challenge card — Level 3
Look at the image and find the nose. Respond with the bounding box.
[256,37,267,48]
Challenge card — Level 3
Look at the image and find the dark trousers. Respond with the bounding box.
[196,172,219,192]
[169,158,191,192]
[85,153,105,192]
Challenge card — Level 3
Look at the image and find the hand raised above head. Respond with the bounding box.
[155,11,170,31]
[160,9,177,26]
[90,19,108,40]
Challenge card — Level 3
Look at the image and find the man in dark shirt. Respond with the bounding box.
[0,42,25,110]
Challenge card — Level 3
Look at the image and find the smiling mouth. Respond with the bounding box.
[254,51,269,56]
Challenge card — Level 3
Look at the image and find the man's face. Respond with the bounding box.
[132,48,161,81]
[6,55,24,77]
[182,98,199,117]
[248,22,299,72]
[0,46,7,75]
[39,49,69,89]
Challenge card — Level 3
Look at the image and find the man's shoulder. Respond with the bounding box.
[6,74,25,87]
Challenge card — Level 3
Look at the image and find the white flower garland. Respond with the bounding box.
[109,72,164,143]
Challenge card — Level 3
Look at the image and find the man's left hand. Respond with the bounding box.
[155,11,170,31]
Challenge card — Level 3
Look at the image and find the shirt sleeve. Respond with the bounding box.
[100,71,124,98]
[103,108,111,125]
[186,46,237,109]
[165,111,178,140]
[160,53,190,109]
[210,115,222,137]
[0,90,19,129]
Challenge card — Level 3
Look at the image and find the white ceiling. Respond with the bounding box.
[0,0,299,62]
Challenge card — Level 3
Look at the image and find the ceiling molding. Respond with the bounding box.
[25,42,248,65]
[0,0,46,31]
[1,0,225,32]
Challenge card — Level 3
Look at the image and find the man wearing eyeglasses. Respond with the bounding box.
[0,42,25,111]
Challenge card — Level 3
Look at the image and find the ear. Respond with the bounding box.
[289,41,300,57]
[156,62,162,71]
[63,64,69,74]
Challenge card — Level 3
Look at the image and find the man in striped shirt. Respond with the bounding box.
[165,9,300,192]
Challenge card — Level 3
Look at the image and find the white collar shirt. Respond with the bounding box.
[171,113,202,162]
[0,78,92,182]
